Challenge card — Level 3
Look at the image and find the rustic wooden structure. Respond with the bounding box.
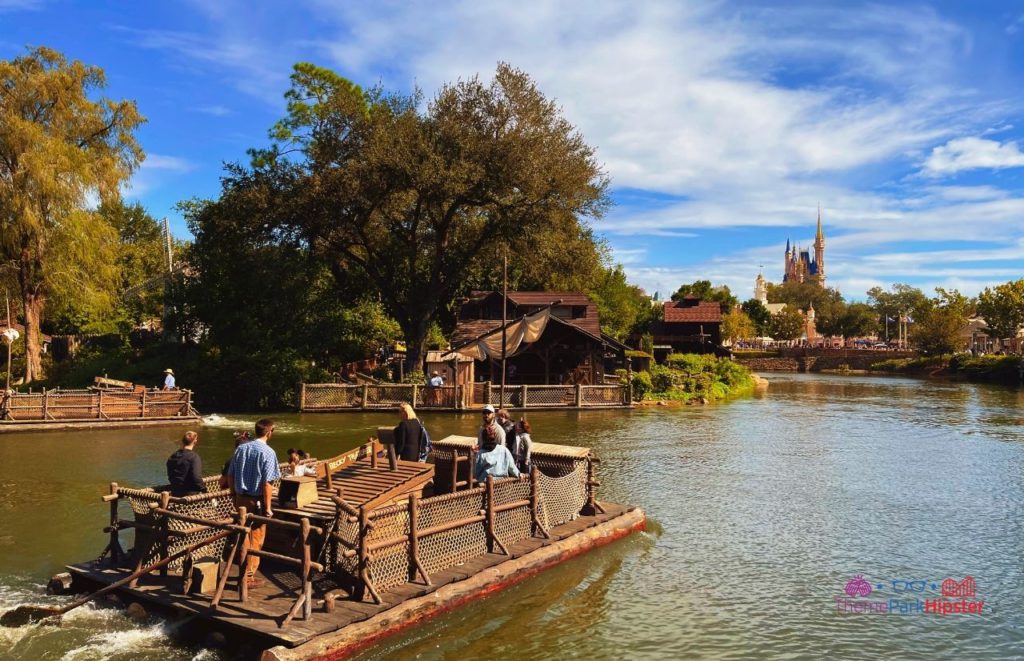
[648,297,726,357]
[59,436,642,657]
[0,387,199,432]
[451,291,628,386]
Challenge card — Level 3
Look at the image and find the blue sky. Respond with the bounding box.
[4,1,1024,302]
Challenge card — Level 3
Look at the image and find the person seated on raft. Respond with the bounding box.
[218,430,251,490]
[166,431,207,497]
[287,448,317,477]
[475,424,521,482]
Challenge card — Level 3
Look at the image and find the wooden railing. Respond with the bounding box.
[1,388,196,422]
[299,382,628,410]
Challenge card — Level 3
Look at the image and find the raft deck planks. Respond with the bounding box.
[66,503,635,650]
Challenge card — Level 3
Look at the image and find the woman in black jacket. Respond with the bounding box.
[394,402,424,462]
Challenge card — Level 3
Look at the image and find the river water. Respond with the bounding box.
[1,373,1022,659]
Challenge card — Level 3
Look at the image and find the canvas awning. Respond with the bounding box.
[447,308,552,361]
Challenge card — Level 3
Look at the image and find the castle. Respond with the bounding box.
[782,209,826,287]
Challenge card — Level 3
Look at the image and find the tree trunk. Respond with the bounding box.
[20,291,44,383]
[402,314,432,378]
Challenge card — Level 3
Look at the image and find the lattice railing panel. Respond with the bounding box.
[488,387,521,408]
[417,488,486,576]
[492,477,533,546]
[414,385,457,408]
[538,462,588,529]
[581,385,625,406]
[303,385,361,409]
[366,502,411,591]
[525,386,575,406]
[470,383,488,405]
[365,384,414,407]
[164,492,235,569]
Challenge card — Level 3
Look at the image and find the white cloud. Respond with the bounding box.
[923,137,1024,175]
[0,0,42,11]
[142,154,194,172]
[193,104,232,116]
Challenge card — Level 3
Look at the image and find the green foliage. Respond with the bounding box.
[630,370,652,401]
[589,265,658,340]
[768,306,805,341]
[671,280,737,312]
[866,283,929,339]
[721,308,755,342]
[402,370,426,385]
[741,299,771,336]
[640,354,754,402]
[977,279,1024,339]
[910,288,973,355]
[0,46,144,381]
[767,282,842,313]
[949,354,1022,384]
[869,355,949,372]
[258,61,610,372]
[815,300,878,338]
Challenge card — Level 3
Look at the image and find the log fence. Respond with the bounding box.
[1,388,196,422]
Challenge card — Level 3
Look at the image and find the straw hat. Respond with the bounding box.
[164,368,174,375]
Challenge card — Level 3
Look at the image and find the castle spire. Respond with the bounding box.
[816,203,824,242]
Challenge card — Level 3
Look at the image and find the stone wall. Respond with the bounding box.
[735,352,912,372]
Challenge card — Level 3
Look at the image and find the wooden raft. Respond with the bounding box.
[66,503,637,650]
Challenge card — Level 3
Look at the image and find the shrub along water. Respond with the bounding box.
[870,353,1024,386]
[630,354,755,403]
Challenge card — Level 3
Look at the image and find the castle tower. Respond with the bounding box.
[755,272,768,304]
[814,205,826,287]
[784,239,792,282]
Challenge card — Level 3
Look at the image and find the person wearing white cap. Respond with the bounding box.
[477,405,506,448]
[162,368,176,390]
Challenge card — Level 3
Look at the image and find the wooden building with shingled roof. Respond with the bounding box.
[450,291,627,385]
[649,297,725,359]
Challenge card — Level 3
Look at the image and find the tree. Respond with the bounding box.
[867,284,928,341]
[741,299,772,336]
[841,303,879,339]
[977,279,1024,341]
[721,309,755,343]
[768,306,805,341]
[0,47,143,381]
[767,281,842,313]
[589,264,656,341]
[910,288,973,355]
[261,62,609,371]
[671,279,738,312]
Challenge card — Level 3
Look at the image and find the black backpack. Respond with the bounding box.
[418,421,432,462]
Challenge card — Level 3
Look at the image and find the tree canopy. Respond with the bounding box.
[768,306,805,341]
[977,279,1024,340]
[256,62,610,370]
[0,46,143,381]
[671,279,738,312]
[910,288,973,355]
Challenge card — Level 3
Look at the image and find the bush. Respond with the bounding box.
[630,371,653,401]
[649,365,674,393]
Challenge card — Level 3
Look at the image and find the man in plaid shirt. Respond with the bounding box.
[227,418,281,587]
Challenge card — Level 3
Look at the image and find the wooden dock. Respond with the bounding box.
[67,504,643,657]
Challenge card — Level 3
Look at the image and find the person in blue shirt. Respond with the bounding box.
[227,418,281,587]
[475,423,520,483]
[162,368,176,390]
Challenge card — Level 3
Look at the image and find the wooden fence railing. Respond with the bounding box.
[0,388,196,422]
[299,382,629,410]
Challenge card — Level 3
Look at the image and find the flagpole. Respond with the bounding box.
[500,250,508,408]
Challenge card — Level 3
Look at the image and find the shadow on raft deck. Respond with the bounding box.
[66,503,642,654]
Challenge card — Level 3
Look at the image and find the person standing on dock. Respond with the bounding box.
[226,418,281,588]
[162,368,176,390]
[478,405,506,448]
[166,431,206,497]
